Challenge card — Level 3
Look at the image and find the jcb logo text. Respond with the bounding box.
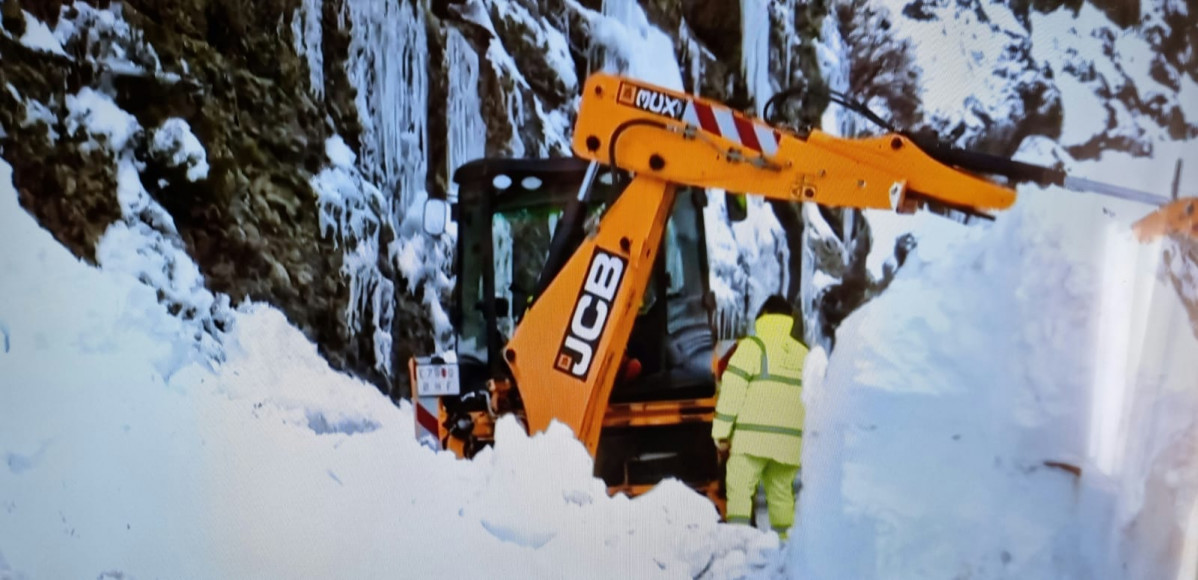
[555,250,627,379]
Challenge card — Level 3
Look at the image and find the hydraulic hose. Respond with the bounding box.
[607,118,671,190]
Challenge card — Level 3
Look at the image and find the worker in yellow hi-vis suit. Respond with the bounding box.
[713,295,808,539]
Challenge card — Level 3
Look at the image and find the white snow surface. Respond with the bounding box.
[1027,2,1196,152]
[62,83,231,370]
[789,142,1198,578]
[65,87,140,154]
[18,11,67,56]
[1181,76,1198,123]
[17,91,59,143]
[0,157,781,579]
[488,0,578,97]
[53,3,176,84]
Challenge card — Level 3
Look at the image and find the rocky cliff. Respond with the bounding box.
[2,0,1195,396]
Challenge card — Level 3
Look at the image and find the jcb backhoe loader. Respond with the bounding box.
[410,73,1192,511]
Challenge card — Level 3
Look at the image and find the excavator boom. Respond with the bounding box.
[414,72,1193,512]
[569,74,1017,216]
[505,75,1027,455]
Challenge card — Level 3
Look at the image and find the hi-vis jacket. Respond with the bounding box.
[712,313,808,466]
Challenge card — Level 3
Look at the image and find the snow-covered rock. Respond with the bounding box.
[150,118,209,182]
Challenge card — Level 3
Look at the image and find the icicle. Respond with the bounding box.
[815,15,852,135]
[340,0,428,212]
[310,136,395,376]
[740,0,771,117]
[291,0,324,100]
[333,0,441,371]
[678,20,707,95]
[446,28,486,195]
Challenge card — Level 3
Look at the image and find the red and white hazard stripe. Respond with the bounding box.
[415,395,440,449]
[682,100,782,156]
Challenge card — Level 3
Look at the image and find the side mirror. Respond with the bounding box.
[423,198,450,236]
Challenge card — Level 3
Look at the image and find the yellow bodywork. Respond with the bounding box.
[504,176,678,453]
[425,73,1185,507]
[505,74,1025,454]
[570,73,1017,213]
[1134,198,1198,242]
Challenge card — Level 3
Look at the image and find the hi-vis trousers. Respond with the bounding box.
[725,453,800,538]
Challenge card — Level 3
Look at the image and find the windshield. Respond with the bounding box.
[491,207,558,339]
[452,178,711,393]
[454,188,610,366]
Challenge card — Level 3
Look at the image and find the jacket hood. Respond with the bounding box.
[755,313,796,340]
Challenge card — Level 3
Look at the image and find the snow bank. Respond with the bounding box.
[788,144,1198,578]
[0,156,779,579]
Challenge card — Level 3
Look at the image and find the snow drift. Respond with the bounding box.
[789,141,1198,579]
[0,157,780,579]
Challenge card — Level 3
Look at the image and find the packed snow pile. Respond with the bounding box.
[789,140,1198,578]
[0,157,781,579]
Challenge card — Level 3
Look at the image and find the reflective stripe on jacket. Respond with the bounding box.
[712,313,808,466]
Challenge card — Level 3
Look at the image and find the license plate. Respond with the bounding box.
[414,363,460,397]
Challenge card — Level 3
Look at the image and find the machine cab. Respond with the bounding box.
[418,157,723,506]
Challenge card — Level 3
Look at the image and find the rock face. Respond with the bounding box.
[2,0,1196,396]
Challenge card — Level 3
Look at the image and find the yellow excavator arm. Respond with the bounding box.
[503,74,1033,455]
[569,73,1017,216]
[426,72,1189,477]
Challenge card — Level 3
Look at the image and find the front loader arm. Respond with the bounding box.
[570,74,1016,215]
[506,75,1018,452]
[503,175,677,454]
